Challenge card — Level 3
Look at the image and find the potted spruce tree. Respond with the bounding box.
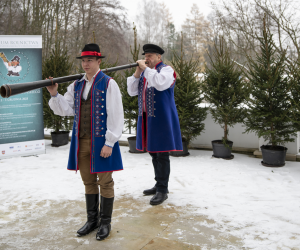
[243,19,297,167]
[170,35,207,156]
[119,25,146,153]
[201,37,248,159]
[43,42,73,147]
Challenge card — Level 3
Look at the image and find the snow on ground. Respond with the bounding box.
[1,139,300,249]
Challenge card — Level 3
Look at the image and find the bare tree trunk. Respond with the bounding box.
[212,0,300,63]
[1,0,129,69]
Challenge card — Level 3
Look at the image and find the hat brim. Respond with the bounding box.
[142,51,163,55]
[76,55,105,59]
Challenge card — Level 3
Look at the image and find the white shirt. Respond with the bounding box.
[127,65,175,97]
[4,62,22,73]
[49,69,124,147]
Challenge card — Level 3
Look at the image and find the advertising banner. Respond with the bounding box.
[0,35,45,159]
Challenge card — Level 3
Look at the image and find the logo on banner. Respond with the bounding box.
[0,52,22,77]
[2,151,5,155]
[9,146,14,149]
[0,50,30,83]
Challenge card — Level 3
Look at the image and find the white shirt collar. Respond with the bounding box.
[81,69,101,83]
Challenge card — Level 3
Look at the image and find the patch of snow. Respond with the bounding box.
[0,140,300,249]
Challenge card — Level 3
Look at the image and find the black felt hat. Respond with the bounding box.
[11,55,20,62]
[142,44,164,55]
[76,43,105,59]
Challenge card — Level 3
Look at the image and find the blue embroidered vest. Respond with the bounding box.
[136,61,183,152]
[67,71,123,173]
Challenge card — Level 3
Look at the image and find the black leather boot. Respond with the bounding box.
[77,194,99,236]
[143,186,156,195]
[150,192,168,205]
[96,196,114,241]
[143,186,169,195]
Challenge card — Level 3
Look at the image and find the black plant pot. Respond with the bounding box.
[212,140,233,159]
[260,145,287,167]
[51,131,69,147]
[127,136,146,153]
[170,138,190,157]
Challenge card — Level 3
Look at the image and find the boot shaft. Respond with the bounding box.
[100,196,114,224]
[85,194,99,222]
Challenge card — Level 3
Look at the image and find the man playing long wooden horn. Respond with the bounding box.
[46,43,124,241]
[127,44,183,205]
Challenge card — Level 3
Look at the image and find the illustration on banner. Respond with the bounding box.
[0,52,22,76]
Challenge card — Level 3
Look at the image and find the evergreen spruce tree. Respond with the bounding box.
[100,60,118,78]
[201,37,247,143]
[42,42,73,132]
[244,18,297,146]
[171,34,207,145]
[118,25,140,134]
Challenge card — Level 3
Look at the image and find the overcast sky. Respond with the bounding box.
[119,0,214,31]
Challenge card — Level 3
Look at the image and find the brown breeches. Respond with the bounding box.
[78,138,114,198]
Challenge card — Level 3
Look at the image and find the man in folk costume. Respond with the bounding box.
[127,44,182,205]
[9,55,22,76]
[46,43,124,241]
[0,53,22,76]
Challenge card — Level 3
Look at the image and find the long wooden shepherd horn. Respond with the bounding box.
[0,63,140,98]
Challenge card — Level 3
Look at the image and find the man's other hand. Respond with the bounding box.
[100,145,112,158]
[46,76,58,96]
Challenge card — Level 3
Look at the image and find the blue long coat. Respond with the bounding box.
[136,62,183,153]
[67,71,123,173]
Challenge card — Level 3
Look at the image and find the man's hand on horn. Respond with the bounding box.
[137,60,147,70]
[45,76,58,96]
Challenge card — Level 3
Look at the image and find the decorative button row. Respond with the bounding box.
[95,132,105,137]
[95,88,105,137]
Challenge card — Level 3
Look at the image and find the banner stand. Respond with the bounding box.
[0,35,45,159]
